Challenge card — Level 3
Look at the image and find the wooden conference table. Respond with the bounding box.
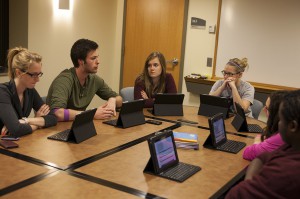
[0,106,266,199]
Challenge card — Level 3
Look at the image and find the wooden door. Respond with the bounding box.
[122,0,186,90]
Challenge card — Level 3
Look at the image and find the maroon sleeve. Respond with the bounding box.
[226,145,300,199]
[165,73,177,93]
[134,77,154,108]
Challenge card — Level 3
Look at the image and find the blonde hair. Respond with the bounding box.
[7,47,42,79]
[227,57,249,73]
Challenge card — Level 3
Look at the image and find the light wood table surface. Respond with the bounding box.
[0,106,266,198]
[0,154,49,189]
[2,172,139,199]
[76,124,255,199]
[5,118,174,168]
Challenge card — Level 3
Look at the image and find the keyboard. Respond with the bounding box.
[216,139,246,154]
[47,129,71,141]
[248,124,263,133]
[103,119,117,126]
[160,162,201,182]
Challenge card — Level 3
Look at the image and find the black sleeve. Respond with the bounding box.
[0,89,32,137]
[32,88,44,112]
[32,89,57,128]
[42,113,57,128]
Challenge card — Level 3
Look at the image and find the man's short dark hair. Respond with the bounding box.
[70,39,98,68]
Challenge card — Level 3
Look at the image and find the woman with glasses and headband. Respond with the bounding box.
[0,47,57,137]
[209,57,255,117]
[134,52,177,108]
[243,90,288,161]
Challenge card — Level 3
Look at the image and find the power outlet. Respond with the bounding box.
[207,57,212,67]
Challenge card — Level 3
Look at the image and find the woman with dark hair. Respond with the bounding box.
[0,47,57,137]
[243,90,288,160]
[134,52,177,108]
[226,89,300,199]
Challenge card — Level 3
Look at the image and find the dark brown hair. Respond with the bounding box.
[261,90,289,141]
[137,52,167,98]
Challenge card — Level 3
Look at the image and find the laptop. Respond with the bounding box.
[198,94,232,119]
[103,99,145,128]
[47,108,97,144]
[151,93,184,116]
[231,102,264,133]
[144,130,201,182]
[203,113,246,154]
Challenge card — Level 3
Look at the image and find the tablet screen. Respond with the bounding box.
[212,117,226,144]
[154,135,177,169]
[152,135,178,170]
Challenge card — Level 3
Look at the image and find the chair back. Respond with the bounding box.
[252,99,264,119]
[120,87,134,102]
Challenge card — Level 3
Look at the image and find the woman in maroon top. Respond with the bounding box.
[134,52,177,108]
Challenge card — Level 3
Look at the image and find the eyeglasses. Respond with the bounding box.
[21,69,43,78]
[221,70,240,77]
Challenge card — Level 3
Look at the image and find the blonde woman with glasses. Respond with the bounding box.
[209,58,255,117]
[0,47,57,137]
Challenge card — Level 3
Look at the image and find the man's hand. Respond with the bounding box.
[106,98,117,116]
[94,104,115,119]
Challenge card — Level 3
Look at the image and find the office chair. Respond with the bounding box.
[120,87,134,102]
[252,99,264,119]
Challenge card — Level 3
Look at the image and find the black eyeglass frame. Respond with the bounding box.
[221,70,240,77]
[20,69,43,78]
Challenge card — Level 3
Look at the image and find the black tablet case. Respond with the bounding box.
[198,94,232,119]
[231,102,263,133]
[115,99,145,128]
[153,93,184,116]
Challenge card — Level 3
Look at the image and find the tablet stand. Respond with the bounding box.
[153,104,183,116]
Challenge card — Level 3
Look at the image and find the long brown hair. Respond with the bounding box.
[137,52,167,98]
[261,90,289,141]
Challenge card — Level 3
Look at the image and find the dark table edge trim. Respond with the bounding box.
[68,171,166,199]
[209,168,247,199]
[145,115,178,123]
[66,123,181,170]
[0,148,64,170]
[0,170,59,196]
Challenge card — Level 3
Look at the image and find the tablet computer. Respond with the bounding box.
[152,93,184,116]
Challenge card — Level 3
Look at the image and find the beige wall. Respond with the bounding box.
[28,0,124,109]
[1,0,218,108]
[182,0,219,106]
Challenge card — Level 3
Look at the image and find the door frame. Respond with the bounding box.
[119,0,190,92]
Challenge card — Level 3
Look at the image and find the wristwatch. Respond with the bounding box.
[22,117,28,124]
